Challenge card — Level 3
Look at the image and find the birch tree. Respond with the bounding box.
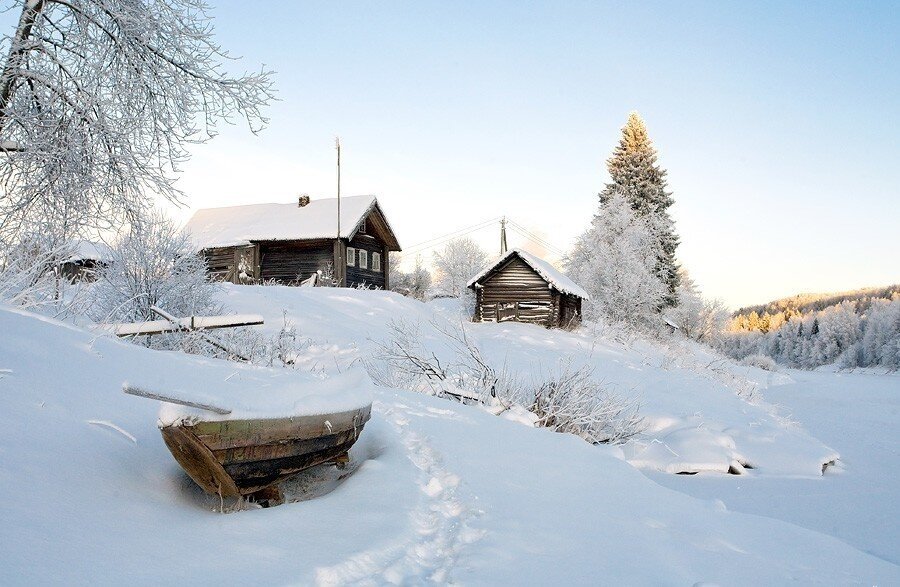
[0,0,274,244]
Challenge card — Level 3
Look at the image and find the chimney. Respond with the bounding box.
[298,194,311,207]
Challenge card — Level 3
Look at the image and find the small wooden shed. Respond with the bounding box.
[467,249,589,328]
[184,195,401,288]
[58,240,112,282]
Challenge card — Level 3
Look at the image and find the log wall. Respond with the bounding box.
[474,257,556,327]
[259,240,334,284]
[346,233,387,289]
[472,255,583,328]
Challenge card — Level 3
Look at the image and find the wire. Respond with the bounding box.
[401,216,502,255]
[505,219,566,255]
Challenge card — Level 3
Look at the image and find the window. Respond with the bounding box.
[358,249,368,269]
[346,247,355,266]
[372,252,381,272]
[358,219,367,235]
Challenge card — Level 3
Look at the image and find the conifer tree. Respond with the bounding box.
[600,112,680,306]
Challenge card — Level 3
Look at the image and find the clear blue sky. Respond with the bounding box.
[166,2,897,308]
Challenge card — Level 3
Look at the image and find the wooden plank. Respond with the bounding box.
[160,425,242,497]
[108,314,263,337]
[214,429,359,465]
[123,385,232,415]
[192,405,371,450]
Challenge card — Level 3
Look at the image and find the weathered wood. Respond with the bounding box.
[259,240,334,283]
[191,405,371,450]
[161,425,242,498]
[470,252,583,328]
[158,404,372,497]
[123,385,232,415]
[109,314,264,337]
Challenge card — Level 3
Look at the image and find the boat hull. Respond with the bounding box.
[160,404,371,498]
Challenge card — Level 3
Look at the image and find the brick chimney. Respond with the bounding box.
[298,194,311,207]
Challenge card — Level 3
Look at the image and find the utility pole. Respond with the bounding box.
[335,136,343,286]
[500,216,508,255]
[336,136,341,238]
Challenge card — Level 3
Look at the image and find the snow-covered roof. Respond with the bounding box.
[184,195,399,250]
[64,240,113,263]
[467,249,590,300]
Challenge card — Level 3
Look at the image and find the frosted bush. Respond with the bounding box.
[741,354,779,371]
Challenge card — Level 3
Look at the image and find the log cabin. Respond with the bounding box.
[59,240,112,282]
[467,249,589,328]
[184,195,401,288]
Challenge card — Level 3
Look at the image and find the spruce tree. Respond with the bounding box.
[600,112,680,306]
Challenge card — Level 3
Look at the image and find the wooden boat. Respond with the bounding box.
[159,404,371,501]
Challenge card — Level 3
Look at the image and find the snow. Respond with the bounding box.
[2,288,899,584]
[106,313,263,336]
[154,365,373,424]
[63,239,113,263]
[183,195,395,250]
[467,248,590,299]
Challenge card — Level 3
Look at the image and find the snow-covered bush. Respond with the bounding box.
[368,318,644,444]
[368,317,521,402]
[0,233,74,313]
[89,211,218,347]
[212,313,310,368]
[528,362,645,444]
[740,354,779,371]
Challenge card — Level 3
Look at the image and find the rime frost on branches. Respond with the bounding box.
[566,193,667,329]
[390,254,432,300]
[431,237,488,298]
[89,209,218,333]
[717,294,900,370]
[600,112,680,305]
[0,0,274,244]
[667,269,729,342]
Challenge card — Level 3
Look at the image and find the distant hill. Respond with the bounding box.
[719,284,899,370]
[735,284,900,319]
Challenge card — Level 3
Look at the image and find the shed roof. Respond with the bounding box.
[184,195,400,251]
[467,248,590,300]
[64,240,113,263]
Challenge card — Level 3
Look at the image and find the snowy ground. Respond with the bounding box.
[648,369,900,566]
[2,286,898,584]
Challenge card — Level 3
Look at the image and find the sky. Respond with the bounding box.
[159,1,897,309]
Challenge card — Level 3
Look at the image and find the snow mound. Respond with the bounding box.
[153,364,372,424]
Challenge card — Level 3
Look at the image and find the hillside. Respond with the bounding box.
[732,284,899,330]
[1,287,898,584]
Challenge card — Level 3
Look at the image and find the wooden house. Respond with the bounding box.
[59,240,112,282]
[184,195,401,288]
[467,249,589,328]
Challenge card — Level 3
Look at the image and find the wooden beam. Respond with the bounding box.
[122,385,232,415]
[105,313,263,337]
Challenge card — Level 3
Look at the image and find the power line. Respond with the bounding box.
[505,219,566,255]
[401,216,502,255]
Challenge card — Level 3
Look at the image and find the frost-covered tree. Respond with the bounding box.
[431,237,488,297]
[600,112,679,306]
[390,254,432,301]
[566,193,667,329]
[89,209,217,328]
[0,0,274,245]
[668,269,729,342]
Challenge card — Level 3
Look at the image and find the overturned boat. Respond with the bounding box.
[125,366,373,502]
